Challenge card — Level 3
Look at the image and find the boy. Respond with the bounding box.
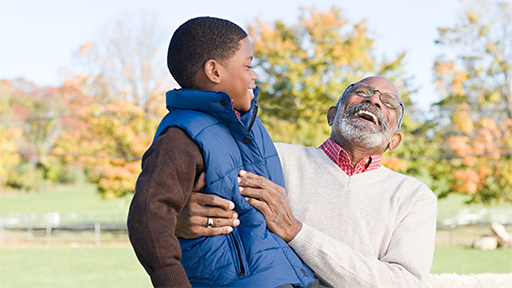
[127,17,314,287]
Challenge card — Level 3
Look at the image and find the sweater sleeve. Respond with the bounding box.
[127,127,205,288]
[289,189,437,288]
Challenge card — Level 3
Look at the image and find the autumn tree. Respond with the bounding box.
[0,79,66,189]
[248,7,414,147]
[51,79,156,197]
[432,1,512,204]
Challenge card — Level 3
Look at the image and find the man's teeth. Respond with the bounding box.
[355,110,380,125]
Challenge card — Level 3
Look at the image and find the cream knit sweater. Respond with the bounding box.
[275,143,437,288]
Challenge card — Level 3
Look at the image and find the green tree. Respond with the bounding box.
[432,1,512,204]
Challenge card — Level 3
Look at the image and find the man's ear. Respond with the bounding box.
[388,131,402,151]
[203,60,221,84]
[327,106,337,126]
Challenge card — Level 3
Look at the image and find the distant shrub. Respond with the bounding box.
[6,161,45,191]
[58,165,86,184]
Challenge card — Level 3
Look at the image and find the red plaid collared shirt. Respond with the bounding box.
[231,99,241,120]
[319,138,382,176]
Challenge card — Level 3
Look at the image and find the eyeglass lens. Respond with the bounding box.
[351,83,401,109]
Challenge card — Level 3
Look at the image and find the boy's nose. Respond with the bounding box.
[251,69,258,81]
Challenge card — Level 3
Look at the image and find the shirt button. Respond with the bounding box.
[243,138,251,144]
[220,100,228,106]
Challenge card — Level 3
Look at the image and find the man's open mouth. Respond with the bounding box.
[355,110,380,126]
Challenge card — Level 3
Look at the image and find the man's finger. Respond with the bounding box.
[192,172,206,191]
[238,170,284,193]
[194,227,234,238]
[189,192,235,211]
[188,204,238,219]
[245,197,271,215]
[188,215,240,228]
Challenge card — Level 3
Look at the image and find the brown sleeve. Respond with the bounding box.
[127,127,205,288]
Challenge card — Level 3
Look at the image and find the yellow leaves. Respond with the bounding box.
[451,105,474,134]
[467,9,479,24]
[0,127,23,186]
[488,91,500,103]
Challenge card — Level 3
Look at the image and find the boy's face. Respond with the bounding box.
[217,37,258,112]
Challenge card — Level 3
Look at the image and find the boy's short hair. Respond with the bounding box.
[168,16,248,89]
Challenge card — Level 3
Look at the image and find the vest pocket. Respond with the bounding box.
[230,231,246,277]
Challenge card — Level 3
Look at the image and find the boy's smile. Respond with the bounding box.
[216,37,258,112]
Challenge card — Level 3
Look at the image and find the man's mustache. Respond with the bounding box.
[344,102,389,132]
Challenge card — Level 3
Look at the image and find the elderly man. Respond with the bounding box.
[178,76,437,287]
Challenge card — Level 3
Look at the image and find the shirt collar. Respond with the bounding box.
[319,138,382,176]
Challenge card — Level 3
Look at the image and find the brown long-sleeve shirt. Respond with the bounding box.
[127,127,205,288]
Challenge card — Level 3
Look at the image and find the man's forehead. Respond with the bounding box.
[359,77,400,97]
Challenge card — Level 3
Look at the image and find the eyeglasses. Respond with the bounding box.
[342,82,405,128]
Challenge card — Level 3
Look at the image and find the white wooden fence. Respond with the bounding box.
[0,212,127,245]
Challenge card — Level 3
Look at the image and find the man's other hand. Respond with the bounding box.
[175,172,240,239]
[238,170,302,243]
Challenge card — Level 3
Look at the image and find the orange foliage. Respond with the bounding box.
[382,156,407,172]
[453,169,479,194]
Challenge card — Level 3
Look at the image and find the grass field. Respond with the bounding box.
[0,184,132,214]
[432,245,512,274]
[1,183,511,286]
[0,246,152,288]
[1,244,511,287]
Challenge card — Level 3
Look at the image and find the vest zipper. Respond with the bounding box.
[247,104,258,133]
[230,232,246,276]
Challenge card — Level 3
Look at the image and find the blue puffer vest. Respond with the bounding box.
[154,88,314,287]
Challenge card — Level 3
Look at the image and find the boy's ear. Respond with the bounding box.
[203,60,221,84]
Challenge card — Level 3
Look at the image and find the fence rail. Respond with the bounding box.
[437,208,512,228]
[0,212,127,246]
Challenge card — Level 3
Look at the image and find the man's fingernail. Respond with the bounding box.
[237,177,241,183]
[239,186,244,192]
[240,170,246,175]
[227,227,233,233]
[233,212,238,218]
[244,197,249,201]
[233,219,240,226]
[229,202,235,210]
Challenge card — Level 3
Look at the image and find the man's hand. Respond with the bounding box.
[238,170,302,243]
[175,172,240,239]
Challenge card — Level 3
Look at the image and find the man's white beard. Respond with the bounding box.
[336,113,392,149]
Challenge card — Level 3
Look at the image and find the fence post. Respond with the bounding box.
[95,222,101,246]
[27,214,33,239]
[45,222,52,247]
[0,217,4,245]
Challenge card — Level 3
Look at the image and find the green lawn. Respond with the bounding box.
[432,245,512,274]
[1,184,511,282]
[0,246,151,288]
[0,184,132,214]
[0,245,510,288]
[436,193,512,211]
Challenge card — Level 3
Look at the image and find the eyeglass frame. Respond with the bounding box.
[340,83,405,129]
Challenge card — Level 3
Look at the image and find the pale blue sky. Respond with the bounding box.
[1,0,467,111]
